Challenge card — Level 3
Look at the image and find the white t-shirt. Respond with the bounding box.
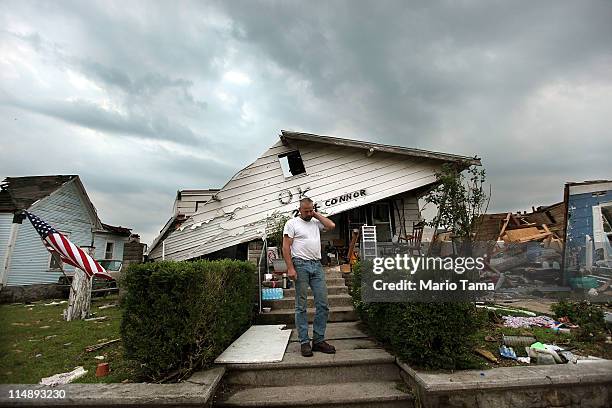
[283,217,325,260]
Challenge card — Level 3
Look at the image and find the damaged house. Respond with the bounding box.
[563,180,612,279]
[148,131,480,263]
[0,175,138,302]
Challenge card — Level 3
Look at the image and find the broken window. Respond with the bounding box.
[372,202,393,242]
[48,231,70,270]
[278,151,306,178]
[49,253,63,270]
[105,242,114,259]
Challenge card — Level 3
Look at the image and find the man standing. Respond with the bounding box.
[283,198,336,357]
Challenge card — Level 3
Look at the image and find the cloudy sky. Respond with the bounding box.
[1,0,611,244]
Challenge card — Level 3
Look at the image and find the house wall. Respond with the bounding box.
[173,191,216,216]
[150,139,444,261]
[93,233,128,261]
[0,214,11,261]
[564,185,612,270]
[5,181,96,286]
[390,192,422,237]
[0,213,14,285]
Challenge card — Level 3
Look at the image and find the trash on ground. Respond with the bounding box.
[95,362,110,377]
[40,366,87,386]
[517,356,531,364]
[559,350,577,364]
[502,335,536,347]
[44,301,67,306]
[475,348,498,363]
[499,345,517,360]
[484,335,497,342]
[84,316,108,322]
[502,315,560,329]
[529,342,563,363]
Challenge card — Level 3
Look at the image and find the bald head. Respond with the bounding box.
[299,197,314,221]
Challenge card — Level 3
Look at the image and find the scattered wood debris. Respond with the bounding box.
[475,348,499,363]
[98,304,117,310]
[85,338,120,352]
[84,316,108,322]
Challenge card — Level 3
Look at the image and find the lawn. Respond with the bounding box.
[0,294,137,384]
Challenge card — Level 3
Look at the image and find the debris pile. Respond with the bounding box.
[475,203,571,296]
[476,202,612,298]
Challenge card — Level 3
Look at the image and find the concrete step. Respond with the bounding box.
[323,277,347,286]
[223,349,401,386]
[263,294,353,309]
[324,271,345,279]
[282,285,349,296]
[216,381,414,407]
[289,322,370,341]
[258,306,358,324]
[285,338,381,353]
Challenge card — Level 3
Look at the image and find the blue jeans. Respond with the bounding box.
[293,257,329,345]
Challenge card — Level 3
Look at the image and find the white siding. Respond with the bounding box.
[6,181,96,286]
[0,213,14,284]
[173,191,216,216]
[153,139,444,261]
[0,213,13,268]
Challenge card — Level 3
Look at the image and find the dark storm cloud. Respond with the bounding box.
[6,96,204,145]
[1,0,611,243]
[216,0,612,143]
[79,60,207,108]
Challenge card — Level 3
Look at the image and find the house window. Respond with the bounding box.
[48,231,70,270]
[371,203,393,242]
[105,242,114,259]
[49,253,63,270]
[278,151,306,178]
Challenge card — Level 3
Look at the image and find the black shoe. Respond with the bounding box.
[312,340,336,354]
[301,343,313,357]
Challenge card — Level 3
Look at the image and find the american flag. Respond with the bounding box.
[25,211,113,280]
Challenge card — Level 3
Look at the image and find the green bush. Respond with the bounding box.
[551,300,606,341]
[351,261,485,370]
[120,259,256,382]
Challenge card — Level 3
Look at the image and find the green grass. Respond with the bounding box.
[0,294,137,384]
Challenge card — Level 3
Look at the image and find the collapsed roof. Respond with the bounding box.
[148,131,480,260]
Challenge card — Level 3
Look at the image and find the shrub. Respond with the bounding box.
[551,300,607,341]
[351,262,485,370]
[120,259,256,382]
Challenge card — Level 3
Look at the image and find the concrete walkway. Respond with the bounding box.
[215,322,413,406]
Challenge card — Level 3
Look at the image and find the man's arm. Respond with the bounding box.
[313,211,335,230]
[282,234,297,280]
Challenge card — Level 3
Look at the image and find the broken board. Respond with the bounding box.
[503,227,549,242]
[214,324,291,364]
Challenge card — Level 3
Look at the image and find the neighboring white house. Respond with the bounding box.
[148,131,480,262]
[0,175,132,291]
